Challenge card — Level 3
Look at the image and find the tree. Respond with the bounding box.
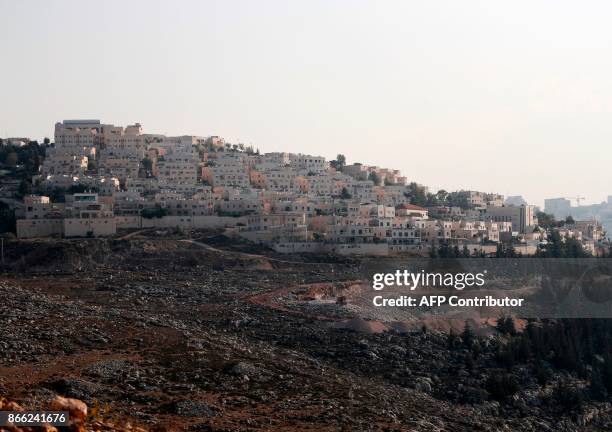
[590,368,607,401]
[486,374,519,401]
[552,380,584,411]
[447,191,470,209]
[17,179,31,197]
[368,171,381,186]
[535,363,553,385]
[141,157,153,171]
[340,187,352,199]
[141,205,168,219]
[425,192,439,206]
[536,211,559,229]
[0,202,16,233]
[5,152,18,167]
[461,322,475,348]
[447,329,460,349]
[330,154,347,170]
[436,189,449,205]
[496,316,516,336]
[407,182,427,206]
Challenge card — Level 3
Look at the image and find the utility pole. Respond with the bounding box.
[1,237,4,266]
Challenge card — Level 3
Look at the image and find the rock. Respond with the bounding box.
[166,399,221,417]
[229,361,270,382]
[49,395,87,432]
[84,359,134,382]
[48,378,104,402]
[49,395,87,420]
[415,377,432,394]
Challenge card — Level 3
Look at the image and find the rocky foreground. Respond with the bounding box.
[0,235,611,431]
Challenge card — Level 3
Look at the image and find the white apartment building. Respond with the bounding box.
[244,213,308,242]
[204,152,250,188]
[54,120,102,149]
[154,195,214,217]
[55,120,145,159]
[395,204,428,219]
[261,167,297,192]
[157,142,199,189]
[98,156,139,181]
[288,153,327,174]
[41,154,88,176]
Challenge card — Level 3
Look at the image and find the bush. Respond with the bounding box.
[486,373,519,402]
[535,363,553,386]
[551,380,584,411]
[141,205,168,219]
[496,316,516,336]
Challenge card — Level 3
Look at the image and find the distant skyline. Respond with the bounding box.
[2,1,612,207]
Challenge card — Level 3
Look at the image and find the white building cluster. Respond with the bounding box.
[15,120,604,256]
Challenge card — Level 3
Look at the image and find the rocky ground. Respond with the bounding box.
[0,234,610,431]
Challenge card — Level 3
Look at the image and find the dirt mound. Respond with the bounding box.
[388,320,419,333]
[334,317,388,334]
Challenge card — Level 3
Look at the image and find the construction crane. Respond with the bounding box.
[565,196,586,206]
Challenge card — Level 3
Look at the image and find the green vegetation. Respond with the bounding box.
[536,230,590,258]
[141,205,168,219]
[340,187,352,199]
[0,202,16,233]
[368,171,381,186]
[0,141,46,174]
[330,154,346,170]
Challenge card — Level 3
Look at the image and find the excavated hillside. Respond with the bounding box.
[0,236,610,431]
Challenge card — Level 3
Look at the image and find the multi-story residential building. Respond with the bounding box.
[98,156,139,181]
[16,195,64,238]
[203,152,250,188]
[157,142,199,189]
[41,154,89,176]
[154,192,215,217]
[17,193,116,238]
[54,120,103,150]
[350,180,375,201]
[244,213,307,242]
[342,163,407,185]
[113,191,150,216]
[328,221,377,244]
[388,218,420,252]
[395,204,428,219]
[55,120,145,159]
[484,204,537,234]
[288,153,327,174]
[63,193,116,237]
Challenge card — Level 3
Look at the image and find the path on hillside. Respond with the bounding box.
[181,238,329,266]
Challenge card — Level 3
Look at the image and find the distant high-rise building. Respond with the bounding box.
[544,198,572,219]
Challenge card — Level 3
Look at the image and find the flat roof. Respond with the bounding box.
[63,119,101,125]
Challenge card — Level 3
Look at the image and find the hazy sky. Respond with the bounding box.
[2,1,611,206]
